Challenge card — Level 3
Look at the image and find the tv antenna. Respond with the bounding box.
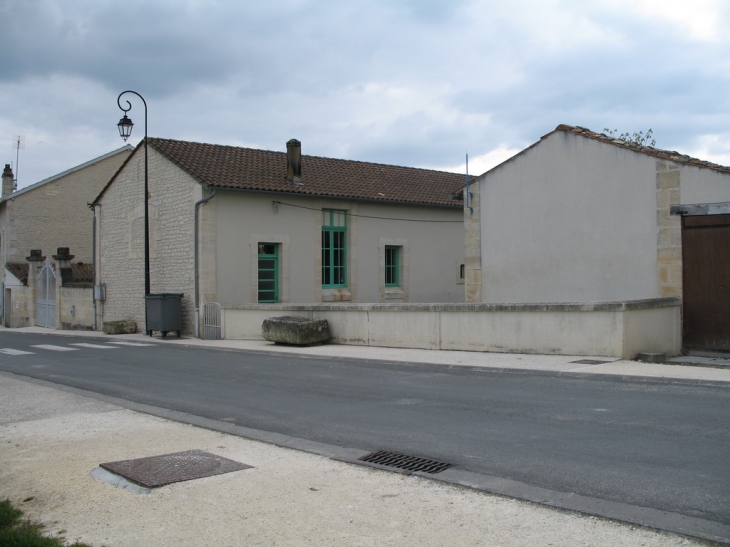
[12,135,25,190]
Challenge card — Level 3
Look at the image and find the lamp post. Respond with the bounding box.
[117,91,150,298]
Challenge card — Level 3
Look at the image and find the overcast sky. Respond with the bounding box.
[2,0,729,189]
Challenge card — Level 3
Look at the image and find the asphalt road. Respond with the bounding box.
[1,331,728,528]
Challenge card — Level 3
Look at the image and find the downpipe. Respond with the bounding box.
[194,189,216,338]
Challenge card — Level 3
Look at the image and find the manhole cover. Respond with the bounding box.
[100,449,251,488]
[359,450,452,474]
[570,359,612,365]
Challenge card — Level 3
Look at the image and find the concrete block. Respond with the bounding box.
[262,316,330,345]
[103,320,137,335]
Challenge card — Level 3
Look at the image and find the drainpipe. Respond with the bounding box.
[194,189,216,338]
[89,203,98,331]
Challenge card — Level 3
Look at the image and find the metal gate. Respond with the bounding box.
[681,213,730,352]
[36,261,57,328]
[203,302,221,340]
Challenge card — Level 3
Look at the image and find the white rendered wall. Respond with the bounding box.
[214,191,464,305]
[679,163,730,205]
[478,132,659,303]
[221,300,681,359]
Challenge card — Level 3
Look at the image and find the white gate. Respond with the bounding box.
[36,261,56,328]
[203,302,221,340]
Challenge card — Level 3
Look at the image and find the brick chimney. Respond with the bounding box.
[2,164,14,197]
[286,139,302,185]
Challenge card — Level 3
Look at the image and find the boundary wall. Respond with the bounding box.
[219,298,681,359]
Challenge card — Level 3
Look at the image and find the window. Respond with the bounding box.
[322,209,347,287]
[258,243,278,302]
[385,246,400,286]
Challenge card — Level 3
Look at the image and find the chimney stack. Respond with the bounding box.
[286,139,302,184]
[2,164,14,198]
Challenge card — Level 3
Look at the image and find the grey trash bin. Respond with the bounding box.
[144,293,183,338]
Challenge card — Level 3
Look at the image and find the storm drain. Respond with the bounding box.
[358,450,452,474]
[570,359,612,365]
[99,449,252,488]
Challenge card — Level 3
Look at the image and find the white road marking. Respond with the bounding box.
[69,343,119,349]
[31,345,78,352]
[106,341,156,347]
[0,348,35,355]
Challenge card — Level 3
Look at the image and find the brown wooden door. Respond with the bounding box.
[681,214,730,352]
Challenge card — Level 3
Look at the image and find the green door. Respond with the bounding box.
[258,243,278,303]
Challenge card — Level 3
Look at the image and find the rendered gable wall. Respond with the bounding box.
[476,132,659,303]
[473,131,730,304]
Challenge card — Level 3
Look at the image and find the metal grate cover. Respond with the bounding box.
[570,359,612,365]
[100,449,251,488]
[359,450,452,474]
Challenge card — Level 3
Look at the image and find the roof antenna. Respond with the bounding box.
[465,152,473,215]
[12,135,25,190]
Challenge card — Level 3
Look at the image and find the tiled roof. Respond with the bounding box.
[549,125,730,174]
[147,138,469,207]
[71,263,93,284]
[6,263,28,285]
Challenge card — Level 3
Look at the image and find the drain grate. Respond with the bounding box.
[570,359,612,365]
[100,449,251,488]
[358,450,452,474]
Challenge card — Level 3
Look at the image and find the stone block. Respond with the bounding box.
[262,316,330,345]
[103,320,137,335]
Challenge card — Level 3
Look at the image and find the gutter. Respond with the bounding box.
[194,189,217,338]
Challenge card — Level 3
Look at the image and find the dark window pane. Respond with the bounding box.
[258,259,275,269]
[258,281,275,291]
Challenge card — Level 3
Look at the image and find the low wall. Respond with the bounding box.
[7,286,32,328]
[220,298,681,359]
[58,286,94,330]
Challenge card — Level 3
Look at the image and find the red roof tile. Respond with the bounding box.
[549,125,730,173]
[147,138,469,207]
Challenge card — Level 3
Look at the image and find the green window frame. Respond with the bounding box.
[258,243,278,303]
[322,209,347,288]
[385,245,400,287]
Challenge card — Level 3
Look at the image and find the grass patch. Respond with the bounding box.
[0,499,94,547]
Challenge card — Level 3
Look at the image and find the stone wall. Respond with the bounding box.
[6,286,31,328]
[221,298,681,359]
[59,286,94,330]
[655,161,682,298]
[97,146,199,334]
[1,149,131,265]
[464,180,481,303]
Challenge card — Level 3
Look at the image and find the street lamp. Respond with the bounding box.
[116,91,151,300]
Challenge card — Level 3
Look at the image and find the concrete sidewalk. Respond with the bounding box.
[0,327,727,546]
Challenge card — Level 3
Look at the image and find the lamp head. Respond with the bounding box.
[117,114,134,141]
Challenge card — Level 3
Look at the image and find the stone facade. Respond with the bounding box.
[464,180,481,303]
[655,161,682,298]
[59,286,94,330]
[96,147,200,335]
[0,147,131,266]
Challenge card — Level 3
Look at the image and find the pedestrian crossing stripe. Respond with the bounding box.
[31,344,78,352]
[106,341,155,347]
[70,343,119,349]
[0,348,35,355]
